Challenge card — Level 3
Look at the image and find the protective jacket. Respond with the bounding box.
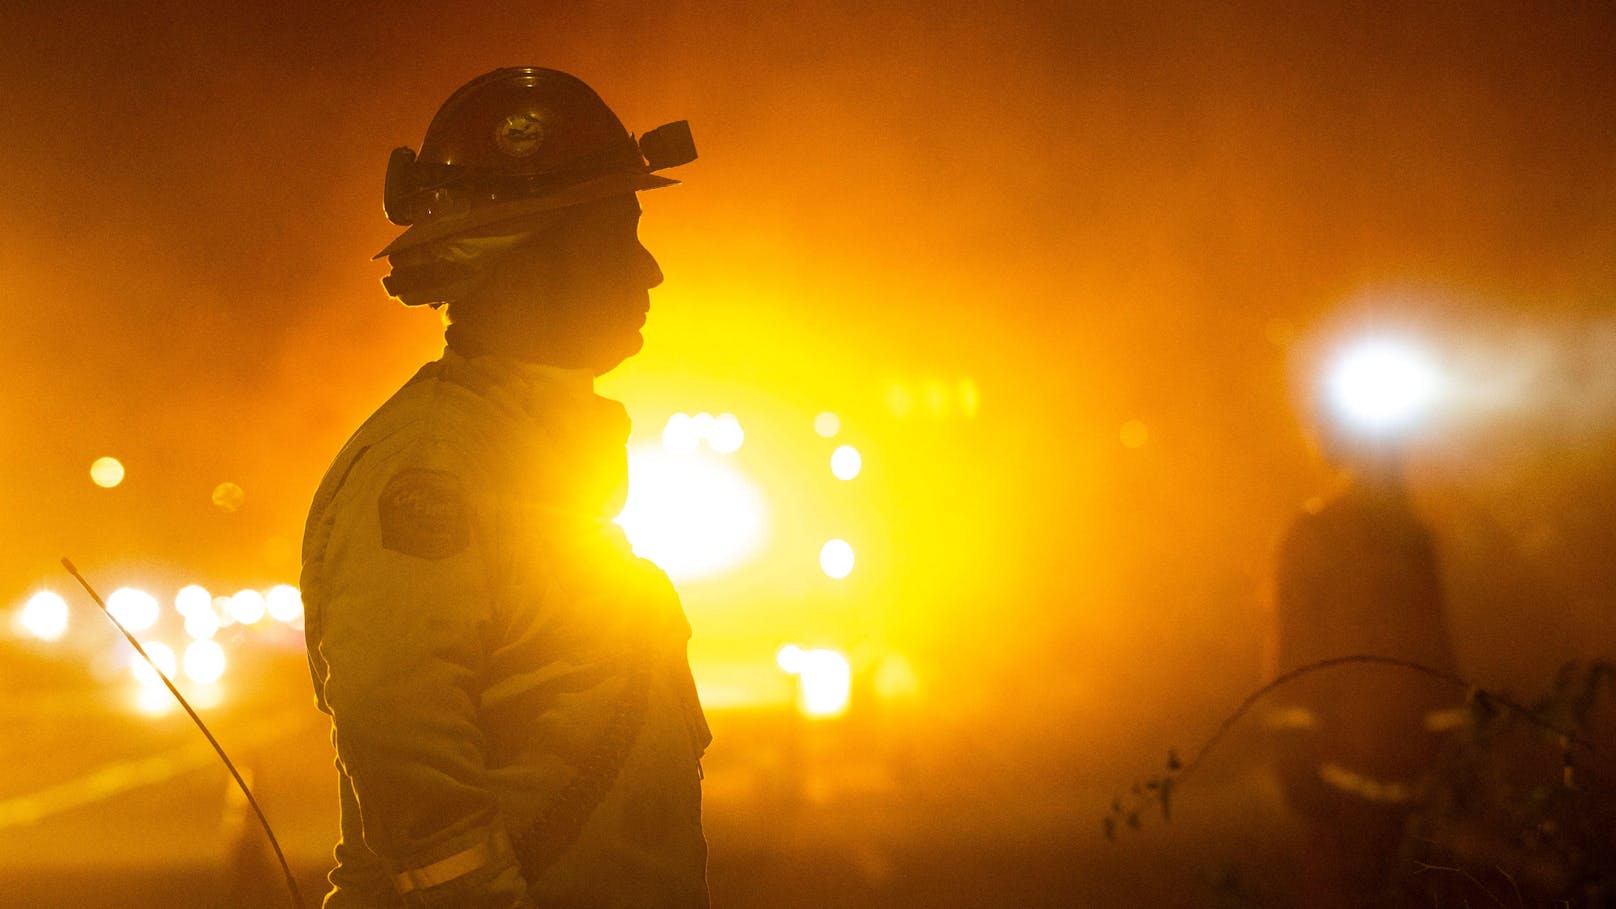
[1270,483,1459,804]
[302,348,710,908]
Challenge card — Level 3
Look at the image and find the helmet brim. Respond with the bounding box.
[373,169,678,260]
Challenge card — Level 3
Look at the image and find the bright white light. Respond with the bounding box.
[135,686,174,715]
[616,446,768,581]
[174,585,212,617]
[212,596,236,627]
[184,609,219,640]
[814,412,841,438]
[1326,340,1443,434]
[776,644,805,673]
[18,591,69,642]
[691,412,715,439]
[228,590,266,625]
[131,642,178,688]
[830,445,862,480]
[266,585,303,623]
[777,645,852,718]
[106,588,159,633]
[820,539,855,579]
[90,456,125,488]
[662,413,700,453]
[708,413,745,453]
[183,640,227,684]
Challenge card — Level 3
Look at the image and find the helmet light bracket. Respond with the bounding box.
[640,121,696,171]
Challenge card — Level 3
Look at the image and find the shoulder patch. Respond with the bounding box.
[377,468,472,559]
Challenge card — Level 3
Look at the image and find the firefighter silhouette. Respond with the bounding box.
[1267,371,1464,906]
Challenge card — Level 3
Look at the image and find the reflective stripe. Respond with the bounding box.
[393,829,512,895]
[1423,706,1468,733]
[1262,706,1320,731]
[1317,761,1412,804]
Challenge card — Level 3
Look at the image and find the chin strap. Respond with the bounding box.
[61,558,303,909]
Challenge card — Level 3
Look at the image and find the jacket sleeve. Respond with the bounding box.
[311,441,527,908]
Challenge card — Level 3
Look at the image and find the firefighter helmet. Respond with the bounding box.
[376,67,695,259]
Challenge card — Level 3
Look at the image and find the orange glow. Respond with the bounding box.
[958,379,981,418]
[1120,419,1149,448]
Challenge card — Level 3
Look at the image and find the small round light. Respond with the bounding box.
[90,457,125,488]
[228,590,266,625]
[813,412,841,438]
[107,587,159,632]
[174,585,212,617]
[18,591,69,642]
[820,539,855,579]
[266,585,303,623]
[776,643,805,674]
[662,413,699,453]
[708,414,744,453]
[830,445,862,481]
[212,482,246,513]
[795,648,853,717]
[131,642,178,688]
[184,609,219,640]
[183,640,227,684]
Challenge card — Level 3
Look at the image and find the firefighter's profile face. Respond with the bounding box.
[482,193,663,374]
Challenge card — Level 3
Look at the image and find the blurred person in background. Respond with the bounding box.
[1265,374,1464,907]
[300,68,711,908]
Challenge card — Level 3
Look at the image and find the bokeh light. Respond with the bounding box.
[708,413,745,453]
[266,584,303,623]
[1326,339,1443,435]
[813,411,841,438]
[183,639,227,684]
[830,445,863,480]
[18,591,69,642]
[228,589,266,625]
[776,644,853,718]
[130,641,178,688]
[662,412,700,453]
[174,584,212,617]
[183,608,219,640]
[617,446,768,581]
[106,587,159,633]
[212,481,246,513]
[820,539,855,579]
[90,456,125,488]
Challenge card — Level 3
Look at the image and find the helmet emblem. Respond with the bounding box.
[494,110,547,158]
